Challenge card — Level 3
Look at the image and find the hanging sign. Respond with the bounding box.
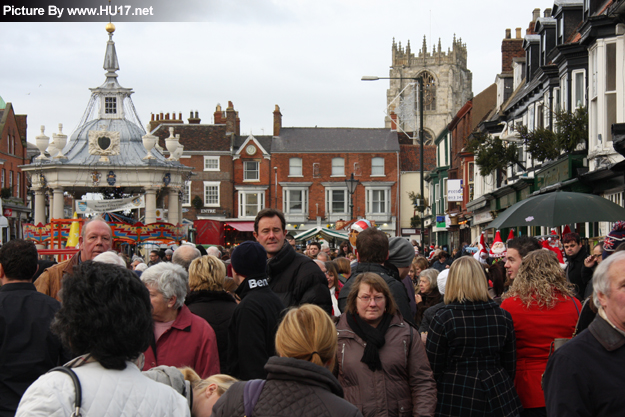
[447,179,463,202]
[76,196,145,214]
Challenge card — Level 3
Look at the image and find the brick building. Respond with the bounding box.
[271,109,400,237]
[0,98,30,242]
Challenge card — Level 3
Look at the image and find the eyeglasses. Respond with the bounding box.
[592,254,602,259]
[357,295,385,304]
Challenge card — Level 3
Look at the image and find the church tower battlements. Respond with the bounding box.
[386,35,472,143]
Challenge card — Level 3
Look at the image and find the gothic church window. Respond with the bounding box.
[421,72,436,111]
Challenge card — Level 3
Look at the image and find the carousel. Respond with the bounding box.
[21,23,192,252]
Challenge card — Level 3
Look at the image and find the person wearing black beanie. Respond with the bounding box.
[227,241,285,380]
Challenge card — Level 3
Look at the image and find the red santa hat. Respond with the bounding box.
[479,232,489,257]
[507,230,515,242]
[562,225,572,235]
[542,238,565,263]
[489,230,506,258]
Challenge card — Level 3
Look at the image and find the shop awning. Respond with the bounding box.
[226,222,255,232]
[294,227,349,241]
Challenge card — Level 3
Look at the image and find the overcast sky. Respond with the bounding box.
[2,0,556,144]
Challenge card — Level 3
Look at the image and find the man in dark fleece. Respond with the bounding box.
[227,241,285,380]
[253,208,332,315]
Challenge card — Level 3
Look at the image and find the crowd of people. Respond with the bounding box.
[0,210,624,416]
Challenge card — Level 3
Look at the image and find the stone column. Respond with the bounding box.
[52,187,65,219]
[34,188,46,225]
[145,188,157,224]
[168,188,180,225]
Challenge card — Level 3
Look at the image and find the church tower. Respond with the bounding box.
[386,35,473,144]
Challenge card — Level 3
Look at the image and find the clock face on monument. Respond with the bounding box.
[246,145,257,155]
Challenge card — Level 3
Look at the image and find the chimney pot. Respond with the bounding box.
[195,111,199,118]
[165,113,170,120]
[533,8,540,22]
[516,28,522,39]
[179,112,182,120]
[160,112,164,120]
[151,113,155,121]
[505,28,511,39]
[544,8,551,17]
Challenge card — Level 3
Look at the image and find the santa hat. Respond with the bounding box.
[479,232,489,258]
[489,230,506,258]
[542,239,565,263]
[507,230,515,242]
[562,225,572,235]
[550,228,559,238]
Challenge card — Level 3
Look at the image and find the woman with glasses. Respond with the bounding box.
[336,273,437,416]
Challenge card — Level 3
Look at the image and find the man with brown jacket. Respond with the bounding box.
[35,217,113,301]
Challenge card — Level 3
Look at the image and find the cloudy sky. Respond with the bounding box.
[2,0,555,143]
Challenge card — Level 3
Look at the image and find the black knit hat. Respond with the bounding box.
[231,241,267,277]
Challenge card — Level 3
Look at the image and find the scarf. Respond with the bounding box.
[346,312,393,371]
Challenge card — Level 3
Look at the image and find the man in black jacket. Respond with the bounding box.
[0,239,68,416]
[228,241,285,380]
[254,208,332,315]
[563,232,589,299]
[338,228,414,325]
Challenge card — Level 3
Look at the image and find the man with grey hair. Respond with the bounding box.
[543,251,625,415]
[36,216,113,301]
[172,245,202,271]
[206,246,221,259]
[316,251,330,262]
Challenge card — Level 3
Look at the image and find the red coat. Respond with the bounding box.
[500,293,581,409]
[143,304,220,378]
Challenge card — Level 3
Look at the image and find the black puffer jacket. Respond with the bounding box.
[565,246,588,299]
[212,356,363,417]
[266,242,332,315]
[185,290,237,374]
[338,263,414,326]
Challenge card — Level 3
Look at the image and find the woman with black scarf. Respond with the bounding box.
[335,273,437,417]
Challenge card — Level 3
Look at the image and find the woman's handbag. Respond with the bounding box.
[48,366,82,417]
[548,296,581,355]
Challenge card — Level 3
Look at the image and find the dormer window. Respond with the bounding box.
[105,97,117,114]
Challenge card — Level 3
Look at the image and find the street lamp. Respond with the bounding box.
[362,75,425,244]
[345,173,360,221]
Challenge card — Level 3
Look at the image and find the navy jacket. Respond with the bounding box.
[0,283,67,416]
[426,300,522,417]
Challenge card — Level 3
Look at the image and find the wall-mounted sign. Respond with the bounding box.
[200,208,217,214]
[3,208,12,217]
[447,179,463,202]
[401,228,418,235]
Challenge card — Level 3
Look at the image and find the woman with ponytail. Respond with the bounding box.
[212,304,362,417]
[336,272,437,417]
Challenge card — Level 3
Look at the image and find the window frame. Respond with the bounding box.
[203,181,220,207]
[331,158,345,177]
[371,157,385,176]
[243,160,260,181]
[104,97,117,115]
[238,190,265,219]
[572,69,586,109]
[181,182,191,207]
[289,157,303,177]
[203,156,220,171]
[283,187,309,215]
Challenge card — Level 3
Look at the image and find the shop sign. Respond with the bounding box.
[473,211,494,225]
[447,179,463,202]
[3,208,11,217]
[200,208,217,214]
[401,228,418,235]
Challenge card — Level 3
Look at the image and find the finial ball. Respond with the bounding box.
[106,22,116,33]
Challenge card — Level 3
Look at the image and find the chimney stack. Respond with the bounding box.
[544,8,551,17]
[226,101,236,134]
[501,27,525,74]
[532,8,540,22]
[273,105,282,136]
[188,110,201,124]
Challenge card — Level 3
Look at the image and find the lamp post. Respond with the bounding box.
[362,75,425,244]
[345,173,360,221]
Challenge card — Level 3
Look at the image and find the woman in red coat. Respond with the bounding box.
[501,249,581,417]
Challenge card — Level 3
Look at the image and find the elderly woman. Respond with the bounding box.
[414,268,441,327]
[213,304,361,417]
[141,262,220,378]
[185,255,237,375]
[16,261,190,416]
[426,256,522,417]
[500,250,581,416]
[336,273,437,417]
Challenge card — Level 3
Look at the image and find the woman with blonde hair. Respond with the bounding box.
[501,250,581,416]
[426,256,522,417]
[185,255,237,374]
[336,273,437,416]
[212,304,362,417]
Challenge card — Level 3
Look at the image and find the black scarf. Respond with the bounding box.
[346,312,393,371]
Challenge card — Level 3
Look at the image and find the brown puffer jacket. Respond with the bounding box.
[336,313,437,417]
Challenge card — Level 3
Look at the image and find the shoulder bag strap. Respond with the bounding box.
[48,366,82,417]
[243,379,266,417]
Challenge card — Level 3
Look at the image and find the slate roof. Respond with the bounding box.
[152,123,230,152]
[272,128,399,153]
[400,144,437,172]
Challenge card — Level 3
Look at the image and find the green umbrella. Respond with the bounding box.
[486,191,625,229]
